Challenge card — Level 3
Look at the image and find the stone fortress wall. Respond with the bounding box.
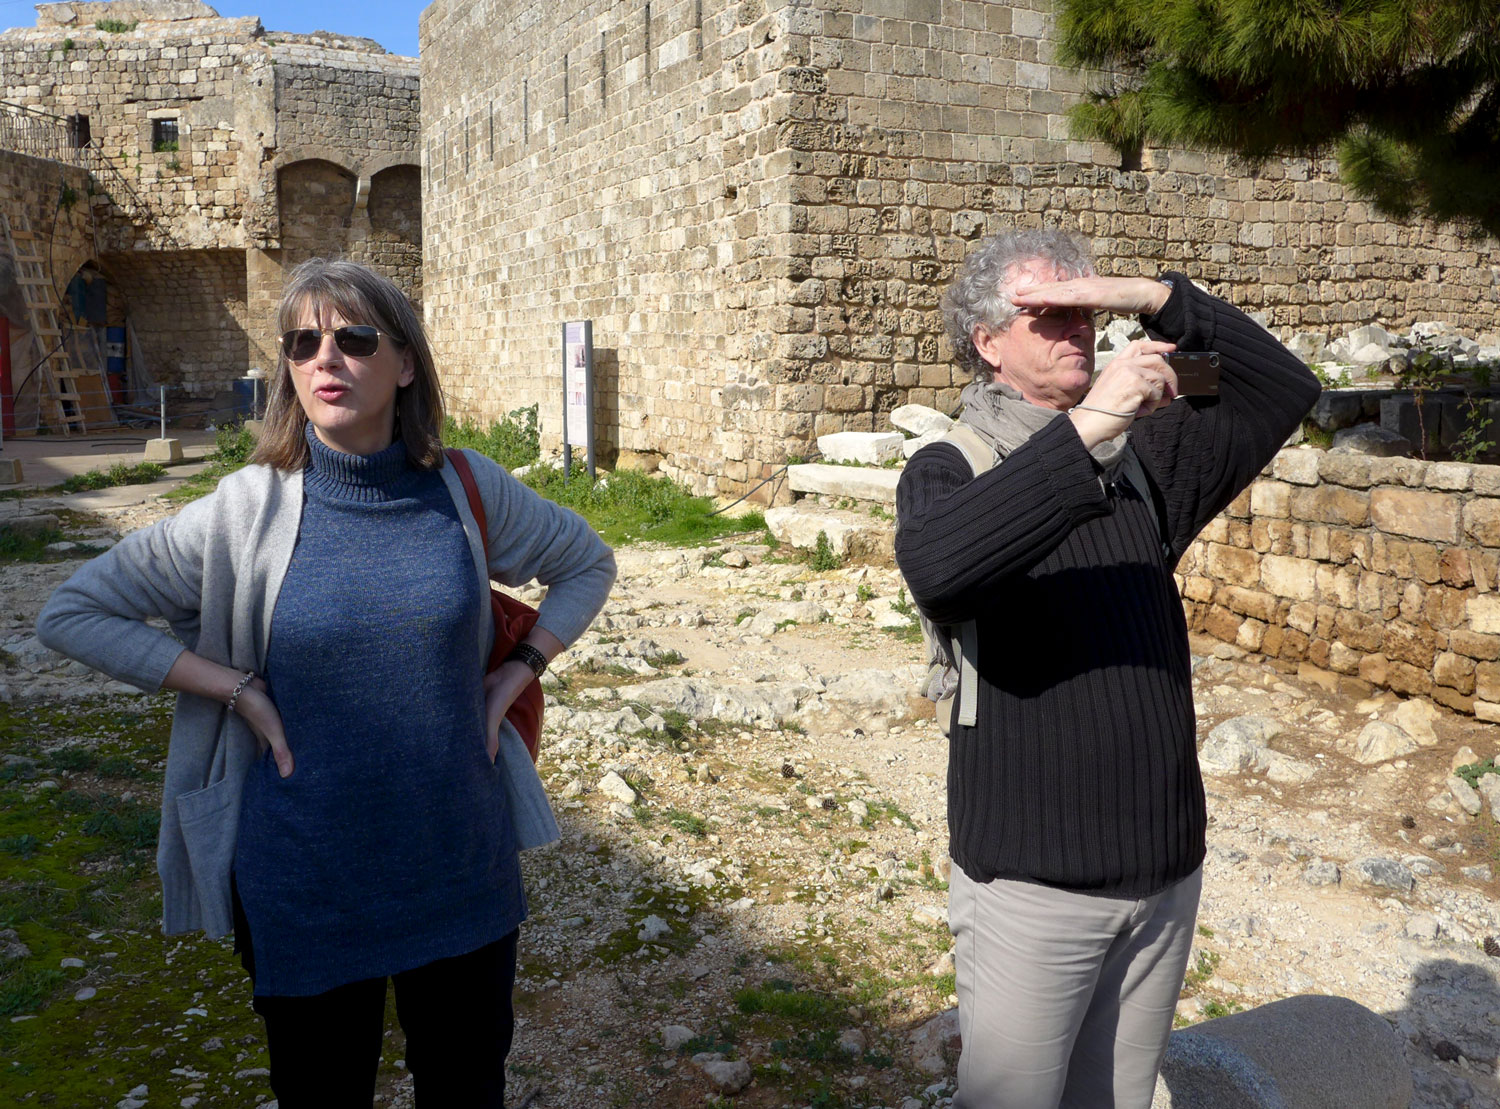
[421,0,1499,499]
[0,1,419,399]
[1181,450,1500,722]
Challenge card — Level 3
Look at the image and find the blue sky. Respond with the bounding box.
[213,1,429,57]
[0,1,430,58]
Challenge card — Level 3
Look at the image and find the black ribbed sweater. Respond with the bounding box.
[895,275,1320,897]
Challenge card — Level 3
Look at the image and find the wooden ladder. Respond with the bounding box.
[1,210,88,435]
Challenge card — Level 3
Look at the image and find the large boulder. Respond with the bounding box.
[1152,995,1411,1108]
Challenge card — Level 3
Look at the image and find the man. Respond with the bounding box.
[895,228,1319,1109]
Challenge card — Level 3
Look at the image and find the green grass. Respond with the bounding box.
[58,461,164,493]
[519,463,765,547]
[444,407,541,471]
[0,528,64,564]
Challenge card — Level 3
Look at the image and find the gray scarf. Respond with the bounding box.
[957,379,1129,474]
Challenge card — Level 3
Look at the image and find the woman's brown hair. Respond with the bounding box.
[252,259,445,471]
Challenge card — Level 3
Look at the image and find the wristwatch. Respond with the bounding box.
[505,642,548,678]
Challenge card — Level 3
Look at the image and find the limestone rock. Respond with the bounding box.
[636,914,671,942]
[1390,699,1441,745]
[1447,775,1483,816]
[1303,861,1340,886]
[1199,716,1282,776]
[1346,856,1415,892]
[908,1007,959,1076]
[1344,721,1418,765]
[763,506,874,558]
[598,771,638,805]
[890,404,953,437]
[1476,773,1500,821]
[660,1024,696,1051]
[696,1057,752,1093]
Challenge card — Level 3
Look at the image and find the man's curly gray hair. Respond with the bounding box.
[941,229,1095,380]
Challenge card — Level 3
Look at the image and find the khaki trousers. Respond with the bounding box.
[949,863,1202,1109]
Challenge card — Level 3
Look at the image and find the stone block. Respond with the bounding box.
[1205,544,1260,587]
[817,431,903,464]
[1449,630,1500,661]
[1467,595,1500,635]
[1464,500,1500,548]
[1368,488,1459,543]
[1289,485,1369,527]
[1249,481,1290,519]
[1221,587,1279,623]
[0,458,21,483]
[1426,462,1472,491]
[1151,995,1411,1109]
[1317,452,1372,488]
[1270,450,1320,486]
[787,463,899,505]
[1259,555,1316,601]
[1367,456,1428,487]
[143,438,184,463]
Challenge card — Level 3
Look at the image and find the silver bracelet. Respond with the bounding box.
[1072,402,1138,419]
[226,671,256,715]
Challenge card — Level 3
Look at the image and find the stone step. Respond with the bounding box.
[817,431,904,465]
[787,462,900,505]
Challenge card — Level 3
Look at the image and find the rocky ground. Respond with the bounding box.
[2,491,1499,1109]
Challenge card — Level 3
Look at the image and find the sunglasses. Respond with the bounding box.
[279,325,400,364]
[1016,306,1098,328]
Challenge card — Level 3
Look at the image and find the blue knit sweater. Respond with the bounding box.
[233,432,524,996]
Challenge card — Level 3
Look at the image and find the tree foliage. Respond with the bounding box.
[1056,0,1500,238]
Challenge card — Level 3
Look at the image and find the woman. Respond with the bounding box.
[37,259,615,1106]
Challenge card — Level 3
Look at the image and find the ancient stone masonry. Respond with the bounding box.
[1179,449,1500,722]
[0,1,418,400]
[421,0,1499,498]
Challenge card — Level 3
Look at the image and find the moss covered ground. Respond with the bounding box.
[0,695,410,1106]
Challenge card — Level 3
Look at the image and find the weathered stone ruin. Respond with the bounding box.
[0,0,418,425]
[419,0,1499,500]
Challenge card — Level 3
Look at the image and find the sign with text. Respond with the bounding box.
[561,320,595,479]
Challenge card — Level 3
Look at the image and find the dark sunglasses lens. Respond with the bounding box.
[334,326,380,357]
[282,329,321,361]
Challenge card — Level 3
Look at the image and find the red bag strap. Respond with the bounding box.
[446,449,490,563]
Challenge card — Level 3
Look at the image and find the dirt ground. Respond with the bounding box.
[4,491,1499,1109]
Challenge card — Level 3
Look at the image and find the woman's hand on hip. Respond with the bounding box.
[235,679,294,779]
[160,651,294,778]
[482,661,534,763]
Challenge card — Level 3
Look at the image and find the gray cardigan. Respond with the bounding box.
[36,449,616,938]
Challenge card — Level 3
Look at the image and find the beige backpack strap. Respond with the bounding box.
[926,423,999,735]
[942,423,998,477]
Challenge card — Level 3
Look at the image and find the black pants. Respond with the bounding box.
[241,913,518,1109]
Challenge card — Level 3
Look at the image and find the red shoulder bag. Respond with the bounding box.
[446,449,544,762]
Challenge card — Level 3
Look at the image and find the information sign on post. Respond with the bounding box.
[562,320,595,480]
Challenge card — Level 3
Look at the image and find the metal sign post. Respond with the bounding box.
[561,320,595,481]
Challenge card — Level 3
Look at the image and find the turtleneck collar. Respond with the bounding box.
[302,423,418,502]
